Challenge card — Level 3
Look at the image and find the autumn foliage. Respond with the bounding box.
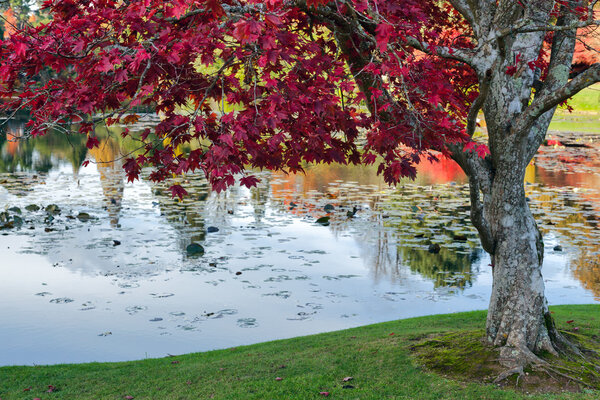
[2,1,480,194]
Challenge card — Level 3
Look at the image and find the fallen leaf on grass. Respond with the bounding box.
[124,396,134,399]
[566,320,574,324]
[47,384,58,392]
[275,377,283,381]
[23,387,31,392]
[342,377,353,382]
[319,391,330,396]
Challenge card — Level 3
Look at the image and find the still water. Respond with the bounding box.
[0,117,599,366]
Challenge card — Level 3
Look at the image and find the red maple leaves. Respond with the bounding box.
[0,0,480,195]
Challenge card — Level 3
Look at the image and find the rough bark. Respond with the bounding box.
[483,160,558,357]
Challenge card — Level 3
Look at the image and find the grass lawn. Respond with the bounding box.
[1,304,599,399]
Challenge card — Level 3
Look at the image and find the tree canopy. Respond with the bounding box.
[0,0,486,195]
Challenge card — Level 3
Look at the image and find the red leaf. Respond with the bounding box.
[319,392,330,396]
[375,23,394,52]
[275,377,283,381]
[14,41,27,58]
[169,184,188,200]
[86,136,100,149]
[475,144,490,158]
[566,320,574,324]
[240,175,260,188]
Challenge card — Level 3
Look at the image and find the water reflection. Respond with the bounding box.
[0,118,599,364]
[1,118,599,290]
[87,139,125,227]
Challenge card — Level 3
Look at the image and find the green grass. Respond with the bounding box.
[1,305,599,399]
[558,84,600,114]
[548,83,600,132]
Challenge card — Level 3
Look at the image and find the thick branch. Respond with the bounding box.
[448,0,476,28]
[448,142,495,253]
[468,175,495,254]
[518,63,600,134]
[405,37,475,66]
[465,78,490,138]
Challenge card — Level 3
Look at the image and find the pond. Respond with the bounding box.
[1,116,599,366]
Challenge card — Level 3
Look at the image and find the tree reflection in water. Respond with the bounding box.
[87,137,125,228]
[1,118,599,296]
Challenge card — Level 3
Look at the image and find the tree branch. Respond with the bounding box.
[448,0,475,28]
[405,36,475,67]
[447,141,495,253]
[518,63,600,133]
[465,78,490,138]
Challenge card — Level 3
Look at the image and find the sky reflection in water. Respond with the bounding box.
[0,118,599,365]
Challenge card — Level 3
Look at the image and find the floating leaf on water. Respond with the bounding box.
[7,206,21,214]
[186,243,205,255]
[45,204,61,214]
[49,297,74,304]
[25,204,40,212]
[237,317,258,328]
[126,305,147,314]
[77,212,91,222]
[150,293,175,298]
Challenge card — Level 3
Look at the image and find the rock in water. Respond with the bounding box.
[186,243,205,255]
[428,243,441,254]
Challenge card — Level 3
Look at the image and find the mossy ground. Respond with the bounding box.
[1,305,599,399]
[411,327,600,395]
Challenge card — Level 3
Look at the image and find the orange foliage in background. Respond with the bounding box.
[574,27,600,66]
[3,8,17,39]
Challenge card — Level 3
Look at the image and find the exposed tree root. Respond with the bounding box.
[493,338,598,390]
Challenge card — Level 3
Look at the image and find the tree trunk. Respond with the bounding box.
[478,162,563,361]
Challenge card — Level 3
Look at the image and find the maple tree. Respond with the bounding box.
[1,0,599,378]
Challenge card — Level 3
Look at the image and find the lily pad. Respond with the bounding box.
[25,204,40,212]
[7,206,21,214]
[77,212,92,222]
[12,215,23,227]
[45,204,61,214]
